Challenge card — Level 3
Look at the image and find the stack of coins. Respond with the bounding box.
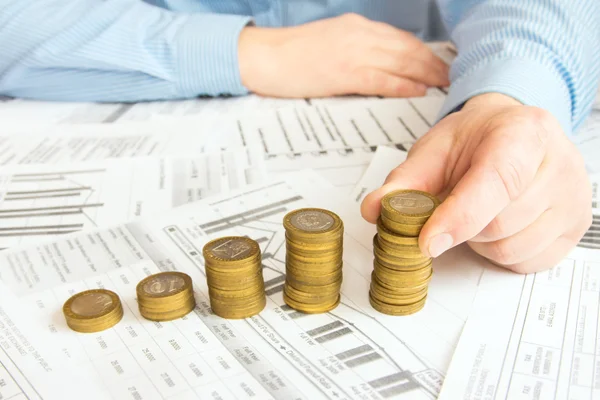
[370,190,440,316]
[136,271,196,321]
[283,208,343,314]
[63,289,124,333]
[203,236,266,319]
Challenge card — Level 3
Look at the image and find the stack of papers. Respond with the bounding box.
[0,42,598,399]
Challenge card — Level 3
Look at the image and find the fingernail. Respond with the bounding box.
[428,233,453,258]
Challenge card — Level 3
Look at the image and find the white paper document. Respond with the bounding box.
[350,146,408,204]
[0,170,490,399]
[0,148,266,250]
[0,95,303,125]
[0,282,106,399]
[438,247,600,400]
[198,95,443,192]
[0,122,217,165]
[578,174,600,250]
[203,95,442,157]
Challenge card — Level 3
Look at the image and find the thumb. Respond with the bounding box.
[360,129,453,223]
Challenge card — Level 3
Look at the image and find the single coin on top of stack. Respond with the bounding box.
[136,271,196,321]
[63,289,124,333]
[283,208,343,314]
[203,236,266,319]
[370,189,440,316]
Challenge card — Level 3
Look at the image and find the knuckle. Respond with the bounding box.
[523,106,553,125]
[521,106,558,141]
[490,158,526,201]
[480,216,507,240]
[455,207,486,234]
[489,240,518,265]
[505,262,534,275]
[383,165,404,184]
[359,69,386,92]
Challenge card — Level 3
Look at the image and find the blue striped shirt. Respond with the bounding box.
[1,0,599,135]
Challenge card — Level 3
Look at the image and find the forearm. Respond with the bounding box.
[0,0,252,101]
[437,0,600,135]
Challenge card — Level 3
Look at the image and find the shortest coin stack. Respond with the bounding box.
[283,208,344,314]
[137,271,196,321]
[370,189,440,316]
[63,289,124,333]
[203,236,266,319]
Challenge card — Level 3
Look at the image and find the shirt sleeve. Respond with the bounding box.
[0,0,252,102]
[436,0,600,135]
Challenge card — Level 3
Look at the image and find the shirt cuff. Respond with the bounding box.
[438,57,573,135]
[174,14,253,97]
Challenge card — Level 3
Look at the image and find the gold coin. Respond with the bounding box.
[136,272,196,321]
[380,215,424,236]
[138,296,197,321]
[285,244,342,259]
[381,190,440,224]
[203,237,261,269]
[375,256,432,272]
[286,248,342,264]
[371,271,432,293]
[285,234,342,253]
[208,290,265,307]
[376,218,419,246]
[375,235,424,258]
[372,266,433,285]
[286,260,342,276]
[211,296,266,319]
[137,271,191,299]
[369,293,427,316]
[63,289,123,333]
[370,281,428,302]
[205,270,264,289]
[283,292,340,314]
[283,208,343,241]
[284,284,338,302]
[374,242,430,268]
[286,264,343,280]
[285,278,341,294]
[138,293,195,309]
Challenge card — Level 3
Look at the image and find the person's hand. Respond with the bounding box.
[361,93,593,273]
[238,13,449,98]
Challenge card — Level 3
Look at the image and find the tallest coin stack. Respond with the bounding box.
[370,190,440,316]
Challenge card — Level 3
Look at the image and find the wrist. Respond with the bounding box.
[464,92,522,110]
[238,26,285,93]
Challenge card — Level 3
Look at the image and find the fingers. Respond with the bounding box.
[351,68,428,98]
[372,48,449,87]
[370,21,449,71]
[470,165,554,243]
[360,124,454,223]
[483,236,578,275]
[378,24,450,79]
[467,209,560,266]
[419,123,549,257]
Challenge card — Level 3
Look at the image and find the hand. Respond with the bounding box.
[361,93,593,273]
[238,13,449,98]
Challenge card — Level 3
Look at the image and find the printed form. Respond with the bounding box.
[0,170,487,399]
[0,148,266,250]
[0,95,303,125]
[439,247,600,400]
[0,122,221,165]
[0,282,106,400]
